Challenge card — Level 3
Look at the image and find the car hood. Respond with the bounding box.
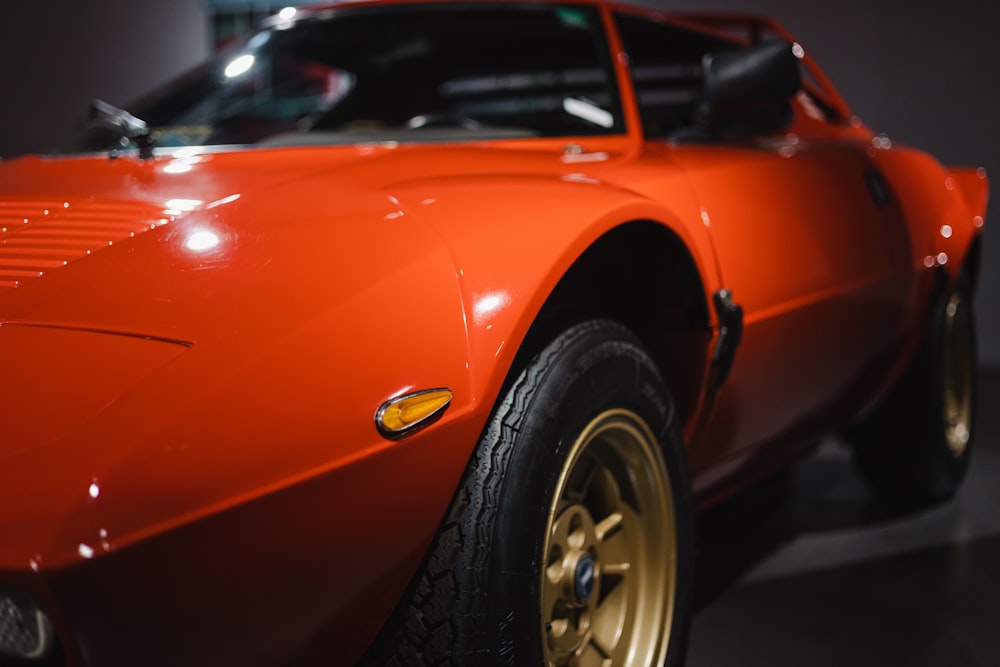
[0,144,517,568]
[0,146,448,339]
[0,141,635,336]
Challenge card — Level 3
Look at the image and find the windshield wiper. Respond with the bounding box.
[88,99,155,159]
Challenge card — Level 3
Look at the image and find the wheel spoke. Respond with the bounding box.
[589,633,614,661]
[595,511,623,542]
[548,506,579,553]
[598,506,636,569]
[590,562,629,657]
[601,562,630,576]
[591,464,625,515]
[570,633,613,667]
[543,559,568,610]
[562,457,599,507]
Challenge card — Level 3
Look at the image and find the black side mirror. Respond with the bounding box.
[676,40,801,140]
[703,40,801,108]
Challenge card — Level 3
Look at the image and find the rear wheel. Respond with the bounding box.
[363,320,694,666]
[851,274,976,502]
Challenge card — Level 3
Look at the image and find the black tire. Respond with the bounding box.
[363,320,694,666]
[850,273,976,503]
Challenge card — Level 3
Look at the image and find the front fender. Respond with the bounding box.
[393,172,721,422]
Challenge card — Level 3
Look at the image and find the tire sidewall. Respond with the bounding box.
[483,322,693,666]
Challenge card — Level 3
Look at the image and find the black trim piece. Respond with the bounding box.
[709,288,743,393]
[864,168,893,208]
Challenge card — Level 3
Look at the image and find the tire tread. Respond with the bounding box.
[362,320,690,665]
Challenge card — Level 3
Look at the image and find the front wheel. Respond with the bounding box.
[542,408,680,665]
[364,320,694,666]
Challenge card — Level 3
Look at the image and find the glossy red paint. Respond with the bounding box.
[0,1,987,664]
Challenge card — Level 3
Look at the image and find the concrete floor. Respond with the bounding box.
[688,368,1000,667]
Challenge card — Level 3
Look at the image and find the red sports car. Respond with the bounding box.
[0,1,987,665]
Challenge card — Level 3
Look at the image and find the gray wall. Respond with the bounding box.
[1,0,996,364]
[0,0,209,156]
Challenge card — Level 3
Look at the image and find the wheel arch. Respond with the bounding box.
[961,231,983,291]
[505,219,713,432]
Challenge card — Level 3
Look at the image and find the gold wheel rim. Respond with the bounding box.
[942,290,973,458]
[540,409,676,667]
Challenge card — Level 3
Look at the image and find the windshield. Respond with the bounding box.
[60,3,623,154]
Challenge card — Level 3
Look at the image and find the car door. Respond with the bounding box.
[673,136,914,463]
[615,12,918,476]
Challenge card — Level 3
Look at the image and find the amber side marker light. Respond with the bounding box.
[376,388,453,439]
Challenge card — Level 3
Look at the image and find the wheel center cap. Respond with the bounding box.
[574,554,596,604]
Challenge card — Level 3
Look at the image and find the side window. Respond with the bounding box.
[615,14,733,138]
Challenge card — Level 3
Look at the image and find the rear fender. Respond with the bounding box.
[875,148,987,290]
[946,167,988,285]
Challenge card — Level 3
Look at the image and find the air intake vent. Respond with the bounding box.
[0,198,171,288]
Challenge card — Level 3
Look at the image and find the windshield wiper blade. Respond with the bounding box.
[89,99,155,159]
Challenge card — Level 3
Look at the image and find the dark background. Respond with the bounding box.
[1,0,996,366]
